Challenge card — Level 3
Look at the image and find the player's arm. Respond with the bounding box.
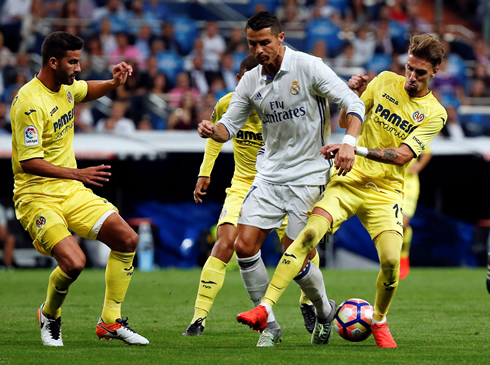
[314,63,365,176]
[20,159,112,187]
[81,62,133,102]
[321,143,414,166]
[408,150,432,174]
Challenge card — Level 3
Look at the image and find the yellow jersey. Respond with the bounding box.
[11,77,88,199]
[198,92,263,184]
[354,71,446,192]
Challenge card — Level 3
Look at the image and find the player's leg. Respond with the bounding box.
[400,215,412,280]
[94,211,148,345]
[371,231,401,348]
[183,223,236,335]
[65,188,147,345]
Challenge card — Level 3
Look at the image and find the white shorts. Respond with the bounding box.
[238,177,322,240]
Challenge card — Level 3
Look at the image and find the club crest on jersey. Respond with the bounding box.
[67,91,73,104]
[36,216,46,229]
[220,209,227,220]
[412,111,425,123]
[290,81,300,95]
[24,126,39,146]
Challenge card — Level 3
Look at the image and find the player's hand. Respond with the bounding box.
[112,62,133,87]
[77,165,111,187]
[348,74,369,96]
[198,120,216,138]
[334,144,356,176]
[194,177,210,203]
[320,144,340,160]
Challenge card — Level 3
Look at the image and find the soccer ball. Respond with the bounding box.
[333,298,374,342]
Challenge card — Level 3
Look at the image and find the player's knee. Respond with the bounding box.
[62,254,86,278]
[212,238,235,262]
[234,238,255,258]
[122,230,139,252]
[380,254,400,271]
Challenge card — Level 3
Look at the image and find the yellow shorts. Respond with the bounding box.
[315,173,403,241]
[402,173,420,218]
[15,186,117,256]
[218,180,287,242]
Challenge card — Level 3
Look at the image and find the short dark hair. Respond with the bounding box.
[239,55,259,76]
[408,34,445,68]
[41,31,84,66]
[246,11,282,36]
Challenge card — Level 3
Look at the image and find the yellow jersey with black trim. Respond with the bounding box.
[354,71,446,192]
[11,77,88,199]
[199,92,263,184]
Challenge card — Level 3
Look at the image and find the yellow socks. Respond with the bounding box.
[44,266,75,318]
[401,225,412,259]
[192,256,227,326]
[263,214,330,308]
[101,251,135,324]
[373,232,402,322]
[299,249,320,306]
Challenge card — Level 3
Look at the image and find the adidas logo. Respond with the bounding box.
[253,92,263,101]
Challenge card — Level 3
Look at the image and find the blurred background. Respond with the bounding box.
[0,0,489,271]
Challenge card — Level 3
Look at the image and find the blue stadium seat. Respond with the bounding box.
[389,21,409,53]
[172,17,199,55]
[305,19,343,57]
[247,0,280,15]
[329,0,349,16]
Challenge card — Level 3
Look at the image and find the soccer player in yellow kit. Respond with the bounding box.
[400,148,432,280]
[184,55,320,346]
[11,31,148,346]
[237,34,447,348]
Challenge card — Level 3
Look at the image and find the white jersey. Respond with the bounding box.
[219,46,365,185]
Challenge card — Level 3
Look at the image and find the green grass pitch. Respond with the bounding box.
[1,267,489,364]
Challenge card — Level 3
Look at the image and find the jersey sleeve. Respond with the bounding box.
[198,97,227,176]
[312,58,365,122]
[218,77,254,139]
[403,109,447,157]
[13,99,47,161]
[72,79,88,102]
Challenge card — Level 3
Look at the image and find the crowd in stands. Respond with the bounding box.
[0,0,489,137]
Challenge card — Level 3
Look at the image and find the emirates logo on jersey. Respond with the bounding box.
[412,110,425,123]
[67,91,73,104]
[290,81,300,95]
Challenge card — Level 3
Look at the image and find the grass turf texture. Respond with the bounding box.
[1,268,489,364]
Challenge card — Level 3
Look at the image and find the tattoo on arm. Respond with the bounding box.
[367,148,399,164]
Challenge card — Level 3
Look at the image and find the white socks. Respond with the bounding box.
[294,261,331,319]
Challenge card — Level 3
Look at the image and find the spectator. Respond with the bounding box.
[57,0,86,35]
[20,0,51,54]
[472,62,490,92]
[137,116,153,130]
[209,76,227,100]
[307,0,339,21]
[334,42,365,68]
[225,27,248,54]
[440,104,465,139]
[0,102,11,134]
[279,0,309,31]
[74,103,94,133]
[2,71,27,103]
[0,32,15,68]
[143,0,172,21]
[431,57,466,106]
[160,22,185,56]
[473,38,490,68]
[187,52,215,96]
[0,203,16,269]
[0,0,32,52]
[141,56,169,92]
[134,24,154,60]
[95,99,136,134]
[200,21,226,72]
[220,53,238,92]
[166,92,199,130]
[153,39,183,88]
[99,18,118,57]
[311,39,328,63]
[108,31,145,69]
[93,0,127,33]
[184,38,205,71]
[352,26,376,66]
[468,79,489,99]
[168,72,201,108]
[127,0,159,36]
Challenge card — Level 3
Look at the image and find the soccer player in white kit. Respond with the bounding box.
[198,11,365,345]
